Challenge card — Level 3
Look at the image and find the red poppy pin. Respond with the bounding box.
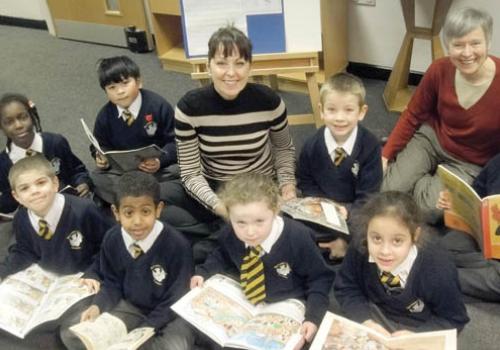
[145,114,153,123]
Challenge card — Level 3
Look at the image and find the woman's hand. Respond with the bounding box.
[281,183,297,201]
[214,203,228,219]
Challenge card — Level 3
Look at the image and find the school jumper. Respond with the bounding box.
[0,132,91,214]
[442,153,500,301]
[93,223,193,330]
[197,217,334,326]
[91,89,176,204]
[0,194,113,279]
[334,243,469,332]
[297,125,382,211]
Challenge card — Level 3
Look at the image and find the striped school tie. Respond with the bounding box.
[240,245,266,305]
[25,149,37,157]
[333,147,347,166]
[130,242,143,259]
[122,109,134,126]
[380,271,401,288]
[38,219,53,240]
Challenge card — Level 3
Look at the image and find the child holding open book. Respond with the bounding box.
[190,173,334,348]
[334,191,469,335]
[61,171,194,350]
[438,153,500,301]
[296,73,382,261]
[91,56,177,205]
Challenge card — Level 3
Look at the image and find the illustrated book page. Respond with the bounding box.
[70,312,154,350]
[280,197,349,235]
[80,118,164,172]
[310,312,457,350]
[0,264,93,338]
[172,274,304,350]
[437,165,500,258]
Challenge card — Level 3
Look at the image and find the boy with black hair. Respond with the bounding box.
[91,55,177,205]
[61,171,194,350]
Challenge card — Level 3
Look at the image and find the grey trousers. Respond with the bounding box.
[60,299,195,350]
[442,230,500,302]
[91,164,180,205]
[0,221,14,263]
[382,124,482,211]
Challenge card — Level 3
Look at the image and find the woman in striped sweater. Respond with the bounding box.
[170,25,297,245]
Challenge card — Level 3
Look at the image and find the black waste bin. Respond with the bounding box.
[124,26,152,53]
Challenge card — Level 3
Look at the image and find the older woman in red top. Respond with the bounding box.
[382,7,500,218]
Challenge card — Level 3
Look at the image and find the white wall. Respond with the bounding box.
[348,0,500,73]
[2,0,500,74]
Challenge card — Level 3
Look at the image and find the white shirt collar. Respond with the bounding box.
[324,126,358,156]
[9,132,43,164]
[121,220,163,257]
[246,216,284,253]
[117,92,142,121]
[369,244,418,288]
[28,193,65,233]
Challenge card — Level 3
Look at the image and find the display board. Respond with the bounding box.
[180,0,321,58]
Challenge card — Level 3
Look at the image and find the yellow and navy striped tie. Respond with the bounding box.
[380,271,401,288]
[240,245,266,305]
[25,148,37,157]
[122,109,134,126]
[131,242,143,259]
[333,147,347,166]
[38,219,53,240]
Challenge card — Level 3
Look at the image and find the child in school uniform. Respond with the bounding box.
[334,191,469,335]
[438,153,500,302]
[191,173,335,348]
[296,72,383,260]
[61,171,194,350]
[91,55,177,205]
[0,93,92,213]
[0,155,112,348]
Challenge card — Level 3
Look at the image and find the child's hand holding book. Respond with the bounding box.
[95,152,110,169]
[138,158,161,173]
[81,305,101,322]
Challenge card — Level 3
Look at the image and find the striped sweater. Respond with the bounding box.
[175,83,296,210]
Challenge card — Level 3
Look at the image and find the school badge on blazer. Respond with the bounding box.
[144,114,157,137]
[67,230,83,249]
[151,264,167,285]
[351,161,359,178]
[51,157,61,175]
[406,299,425,313]
[274,262,291,278]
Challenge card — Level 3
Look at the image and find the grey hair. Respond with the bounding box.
[443,7,492,48]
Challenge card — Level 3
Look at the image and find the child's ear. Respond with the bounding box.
[111,205,121,222]
[318,103,325,120]
[11,190,20,204]
[137,78,143,89]
[155,201,165,218]
[358,104,368,122]
[413,226,422,243]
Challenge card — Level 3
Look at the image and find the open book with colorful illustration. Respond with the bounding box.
[172,274,304,350]
[310,312,457,350]
[437,165,500,259]
[80,118,164,173]
[0,264,94,338]
[280,197,349,235]
[70,312,154,350]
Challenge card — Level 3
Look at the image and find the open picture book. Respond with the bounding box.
[0,264,94,338]
[172,274,305,350]
[437,165,500,259]
[280,197,349,235]
[310,312,457,350]
[80,118,164,173]
[70,312,154,350]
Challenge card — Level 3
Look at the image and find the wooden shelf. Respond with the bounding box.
[158,46,192,73]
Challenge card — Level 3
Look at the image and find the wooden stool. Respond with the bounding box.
[383,0,453,112]
[190,52,323,128]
